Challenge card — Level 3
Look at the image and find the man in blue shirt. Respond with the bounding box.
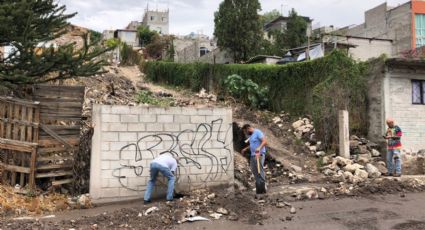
[241,124,268,194]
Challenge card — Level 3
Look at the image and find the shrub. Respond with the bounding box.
[224,74,269,109]
[142,50,370,150]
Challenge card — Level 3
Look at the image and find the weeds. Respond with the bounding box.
[135,90,173,107]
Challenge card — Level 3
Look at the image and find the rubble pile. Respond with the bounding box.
[0,186,91,217]
[291,117,323,155]
[195,88,217,102]
[319,135,386,185]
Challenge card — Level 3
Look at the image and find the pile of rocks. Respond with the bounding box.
[321,155,387,184]
[271,112,291,129]
[195,88,217,102]
[291,117,323,155]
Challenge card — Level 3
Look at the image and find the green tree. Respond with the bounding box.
[284,9,308,48]
[260,9,281,25]
[137,25,158,47]
[0,0,110,89]
[214,0,263,62]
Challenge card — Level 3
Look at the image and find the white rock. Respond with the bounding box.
[343,171,354,181]
[309,146,317,152]
[144,207,159,216]
[365,164,381,178]
[343,163,365,173]
[290,207,296,214]
[290,164,303,173]
[354,169,369,180]
[292,120,304,129]
[306,190,318,199]
[323,169,335,176]
[216,208,229,215]
[207,193,216,199]
[333,156,352,167]
[322,156,331,165]
[371,149,381,157]
[316,151,326,157]
[209,213,222,220]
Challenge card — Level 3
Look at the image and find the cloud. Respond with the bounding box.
[60,0,408,35]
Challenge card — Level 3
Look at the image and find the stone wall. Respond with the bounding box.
[90,105,234,202]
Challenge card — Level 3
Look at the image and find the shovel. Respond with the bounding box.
[255,153,266,194]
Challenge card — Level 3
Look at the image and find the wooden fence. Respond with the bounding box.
[0,85,84,192]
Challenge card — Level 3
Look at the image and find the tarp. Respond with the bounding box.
[296,44,324,61]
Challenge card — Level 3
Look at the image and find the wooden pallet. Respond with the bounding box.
[0,85,85,191]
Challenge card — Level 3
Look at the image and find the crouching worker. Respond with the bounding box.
[241,124,268,194]
[144,153,177,203]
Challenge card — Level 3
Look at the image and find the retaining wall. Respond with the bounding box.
[89,105,234,202]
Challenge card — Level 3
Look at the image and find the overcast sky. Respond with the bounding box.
[60,0,408,36]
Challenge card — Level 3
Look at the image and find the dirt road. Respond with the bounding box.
[1,192,425,229]
[178,192,425,230]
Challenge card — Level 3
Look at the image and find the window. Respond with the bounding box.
[412,80,425,104]
[150,16,155,21]
[415,14,425,47]
[200,47,209,57]
[162,17,166,22]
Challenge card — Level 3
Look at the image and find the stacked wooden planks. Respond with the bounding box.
[0,85,85,191]
[32,85,84,188]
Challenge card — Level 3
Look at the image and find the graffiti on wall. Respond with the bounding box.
[112,119,233,191]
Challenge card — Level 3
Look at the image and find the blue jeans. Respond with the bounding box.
[387,149,402,175]
[144,162,175,201]
[250,155,266,185]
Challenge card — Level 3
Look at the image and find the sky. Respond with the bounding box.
[60,0,408,36]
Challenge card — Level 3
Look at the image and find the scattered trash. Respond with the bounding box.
[209,213,223,220]
[144,207,159,216]
[185,216,211,222]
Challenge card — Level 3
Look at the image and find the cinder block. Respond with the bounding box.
[190,115,206,124]
[139,115,157,123]
[107,123,128,132]
[128,124,146,132]
[101,161,110,170]
[110,160,126,169]
[119,132,138,142]
[174,115,190,123]
[157,115,174,123]
[120,188,143,197]
[102,114,120,123]
[164,123,180,132]
[121,115,139,123]
[101,143,110,151]
[101,105,112,114]
[99,188,120,198]
[149,107,166,114]
[110,142,128,151]
[111,106,131,114]
[120,151,137,160]
[101,169,115,179]
[108,178,126,188]
[181,107,196,115]
[212,108,227,115]
[102,151,120,160]
[146,123,163,132]
[101,179,109,188]
[180,124,196,131]
[197,108,213,115]
[120,168,137,178]
[102,132,119,142]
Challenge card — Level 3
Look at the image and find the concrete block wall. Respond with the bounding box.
[90,105,234,201]
[386,72,425,153]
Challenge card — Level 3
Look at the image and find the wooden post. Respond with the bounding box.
[339,110,350,159]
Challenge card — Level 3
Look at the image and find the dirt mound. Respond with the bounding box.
[0,187,265,229]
